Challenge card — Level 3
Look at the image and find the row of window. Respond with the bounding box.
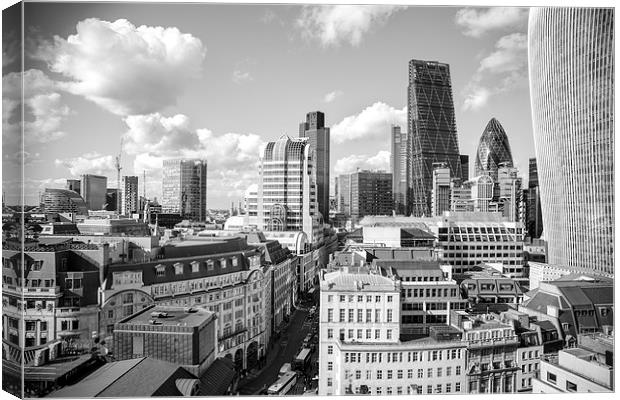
[327,308,395,323]
[325,380,461,395]
[445,244,523,250]
[327,328,394,341]
[339,349,464,364]
[402,287,459,298]
[154,257,240,277]
[151,273,245,297]
[341,365,463,380]
[327,294,393,303]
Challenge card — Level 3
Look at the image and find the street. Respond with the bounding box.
[237,307,313,395]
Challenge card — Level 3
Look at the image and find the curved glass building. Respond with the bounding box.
[528,8,614,274]
[41,188,88,215]
[474,118,514,182]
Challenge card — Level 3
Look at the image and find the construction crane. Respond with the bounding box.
[115,138,124,214]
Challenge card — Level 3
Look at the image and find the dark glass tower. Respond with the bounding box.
[474,118,514,182]
[299,111,330,223]
[408,60,462,216]
[527,158,543,238]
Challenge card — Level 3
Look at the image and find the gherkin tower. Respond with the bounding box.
[474,117,514,182]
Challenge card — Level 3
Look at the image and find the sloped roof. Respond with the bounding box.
[200,357,236,395]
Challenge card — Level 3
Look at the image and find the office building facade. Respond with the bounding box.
[526,158,543,238]
[431,163,451,216]
[299,111,330,223]
[257,135,322,244]
[408,59,462,217]
[161,159,207,221]
[81,174,107,211]
[349,170,393,225]
[41,188,88,215]
[121,176,139,216]
[528,8,614,274]
[66,179,81,195]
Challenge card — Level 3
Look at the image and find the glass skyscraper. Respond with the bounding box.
[408,59,462,217]
[299,111,330,223]
[474,118,514,183]
[390,125,409,215]
[529,8,614,274]
[161,159,207,221]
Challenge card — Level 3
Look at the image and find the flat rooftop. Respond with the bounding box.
[119,306,214,327]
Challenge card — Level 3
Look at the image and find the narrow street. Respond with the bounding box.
[237,308,311,395]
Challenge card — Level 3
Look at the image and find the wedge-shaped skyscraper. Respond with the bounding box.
[529,8,614,274]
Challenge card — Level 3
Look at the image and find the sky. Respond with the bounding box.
[2,2,536,208]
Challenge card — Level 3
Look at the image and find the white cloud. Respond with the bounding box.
[334,150,391,176]
[55,153,116,177]
[123,113,264,201]
[455,7,528,38]
[34,18,206,115]
[478,33,527,73]
[463,87,491,111]
[2,70,71,163]
[232,69,253,84]
[296,5,404,47]
[332,102,406,144]
[323,90,343,103]
[461,33,528,111]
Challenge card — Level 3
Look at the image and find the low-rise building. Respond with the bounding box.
[114,305,216,376]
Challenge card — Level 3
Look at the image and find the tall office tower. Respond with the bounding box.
[408,59,462,216]
[431,162,451,216]
[66,179,81,195]
[121,176,139,216]
[105,188,118,211]
[257,135,322,244]
[497,164,522,222]
[469,175,494,212]
[529,8,614,274]
[460,154,469,182]
[527,158,543,238]
[162,159,207,221]
[349,170,393,225]
[474,118,514,183]
[80,174,107,211]
[299,111,330,223]
[390,125,410,215]
[336,174,351,216]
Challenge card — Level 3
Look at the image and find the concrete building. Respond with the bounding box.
[533,342,613,393]
[76,217,151,236]
[81,174,107,211]
[318,269,468,395]
[101,237,269,371]
[257,135,323,245]
[41,188,88,215]
[497,164,522,221]
[529,8,614,274]
[162,159,208,221]
[121,176,139,216]
[336,174,351,216]
[528,261,613,290]
[391,125,410,215]
[408,59,462,216]
[468,175,495,212]
[299,111,330,223]
[349,170,392,225]
[114,305,217,376]
[451,311,519,393]
[450,179,473,212]
[431,162,451,216]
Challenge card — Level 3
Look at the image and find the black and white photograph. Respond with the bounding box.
[1,0,615,398]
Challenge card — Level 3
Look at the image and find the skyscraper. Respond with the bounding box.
[257,135,322,244]
[336,174,351,216]
[349,170,392,225]
[121,176,139,216]
[431,162,451,216]
[299,111,330,223]
[474,118,514,183]
[80,174,107,211]
[390,125,410,215]
[408,59,462,216]
[162,159,207,221]
[459,154,469,182]
[497,164,522,222]
[529,8,614,274]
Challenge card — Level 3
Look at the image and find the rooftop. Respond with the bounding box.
[322,270,397,292]
[118,305,215,328]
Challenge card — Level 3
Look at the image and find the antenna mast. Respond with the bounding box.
[115,138,124,214]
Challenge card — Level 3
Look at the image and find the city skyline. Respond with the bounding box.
[3,3,537,208]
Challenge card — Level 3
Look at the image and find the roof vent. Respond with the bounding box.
[185,307,198,313]
[149,319,162,325]
[150,311,169,318]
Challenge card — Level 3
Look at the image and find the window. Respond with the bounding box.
[427,368,433,378]
[327,362,333,371]
[375,309,381,322]
[446,366,451,376]
[455,383,461,392]
[387,295,393,302]
[376,370,382,379]
[417,369,423,378]
[387,309,393,322]
[366,309,372,322]
[386,387,392,395]
[174,263,184,275]
[220,258,227,269]
[327,329,333,339]
[375,296,380,302]
[397,370,403,379]
[436,384,442,394]
[328,345,333,355]
[547,372,557,384]
[387,330,392,340]
[232,257,238,267]
[375,330,380,339]
[339,309,345,322]
[566,381,577,392]
[357,309,363,322]
[207,260,214,271]
[328,309,333,322]
[348,329,353,338]
[328,295,333,302]
[456,366,461,375]
[191,262,200,273]
[355,370,361,379]
[357,295,363,302]
[446,384,451,393]
[437,367,442,377]
[407,369,413,379]
[357,329,362,339]
[387,370,392,379]
[427,385,432,394]
[366,329,371,339]
[327,378,333,387]
[349,309,354,322]
[156,265,166,277]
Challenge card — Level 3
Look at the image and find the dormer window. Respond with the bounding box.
[207,260,214,271]
[32,261,43,271]
[174,263,184,275]
[155,265,166,277]
[191,261,200,273]
[232,257,238,267]
[220,258,227,269]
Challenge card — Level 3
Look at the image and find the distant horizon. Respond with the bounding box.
[4,3,536,208]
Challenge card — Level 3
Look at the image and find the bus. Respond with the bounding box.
[267,371,297,395]
[293,348,312,371]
